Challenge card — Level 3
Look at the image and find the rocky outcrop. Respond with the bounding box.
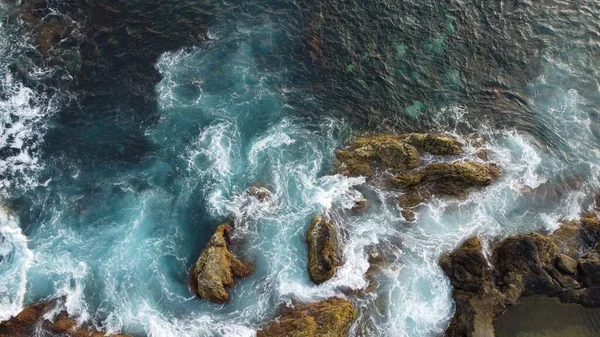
[189,224,253,303]
[306,217,343,285]
[439,237,505,337]
[402,133,464,156]
[335,135,421,177]
[391,162,501,221]
[335,133,497,221]
[256,297,357,337]
[441,212,600,337]
[0,298,131,337]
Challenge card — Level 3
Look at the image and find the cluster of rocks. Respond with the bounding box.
[440,211,600,337]
[335,132,499,220]
[0,298,131,337]
[1,132,500,337]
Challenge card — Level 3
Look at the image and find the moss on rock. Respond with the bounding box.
[189,224,253,303]
[256,298,357,337]
[335,135,421,176]
[306,216,343,285]
[0,298,131,337]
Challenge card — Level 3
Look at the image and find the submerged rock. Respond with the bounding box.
[306,216,343,285]
[256,297,357,337]
[189,224,253,303]
[0,298,131,337]
[441,212,600,337]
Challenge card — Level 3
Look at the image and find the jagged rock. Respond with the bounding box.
[334,133,466,177]
[335,135,421,177]
[402,133,463,155]
[441,213,600,337]
[439,237,504,337]
[392,162,501,217]
[256,298,357,337]
[189,224,253,303]
[556,254,577,275]
[0,298,131,337]
[306,216,343,284]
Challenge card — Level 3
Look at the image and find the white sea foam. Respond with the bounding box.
[0,206,33,321]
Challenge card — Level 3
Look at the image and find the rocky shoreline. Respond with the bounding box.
[440,211,600,337]
[5,131,598,337]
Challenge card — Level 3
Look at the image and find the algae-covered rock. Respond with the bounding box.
[335,135,421,176]
[256,297,357,337]
[0,298,131,337]
[401,133,463,155]
[391,161,501,219]
[189,224,253,303]
[306,216,343,285]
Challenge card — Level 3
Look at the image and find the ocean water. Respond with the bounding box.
[1,0,600,336]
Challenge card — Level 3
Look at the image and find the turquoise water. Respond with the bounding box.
[1,0,600,336]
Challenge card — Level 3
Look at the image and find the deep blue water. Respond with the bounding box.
[1,0,600,336]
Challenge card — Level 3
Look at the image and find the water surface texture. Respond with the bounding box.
[1,0,600,336]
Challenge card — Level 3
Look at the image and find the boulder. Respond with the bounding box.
[350,199,369,215]
[401,133,463,155]
[306,217,343,285]
[256,298,357,337]
[247,184,273,202]
[334,135,421,177]
[0,298,131,337]
[392,161,501,217]
[189,224,253,303]
[556,254,577,275]
[439,237,504,337]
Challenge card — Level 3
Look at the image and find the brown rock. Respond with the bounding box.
[256,298,357,337]
[189,224,253,303]
[306,217,343,285]
[402,133,464,155]
[439,238,504,337]
[556,254,577,275]
[334,135,421,177]
[392,161,501,218]
[350,199,369,215]
[442,213,600,337]
[248,184,273,202]
[0,298,131,337]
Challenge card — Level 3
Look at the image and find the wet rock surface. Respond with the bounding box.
[189,223,253,303]
[256,297,357,337]
[0,298,131,337]
[441,212,600,337]
[335,133,499,222]
[306,216,343,285]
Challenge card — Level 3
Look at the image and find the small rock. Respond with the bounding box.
[306,216,343,284]
[189,224,253,303]
[350,199,368,215]
[556,254,577,275]
[247,184,272,202]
